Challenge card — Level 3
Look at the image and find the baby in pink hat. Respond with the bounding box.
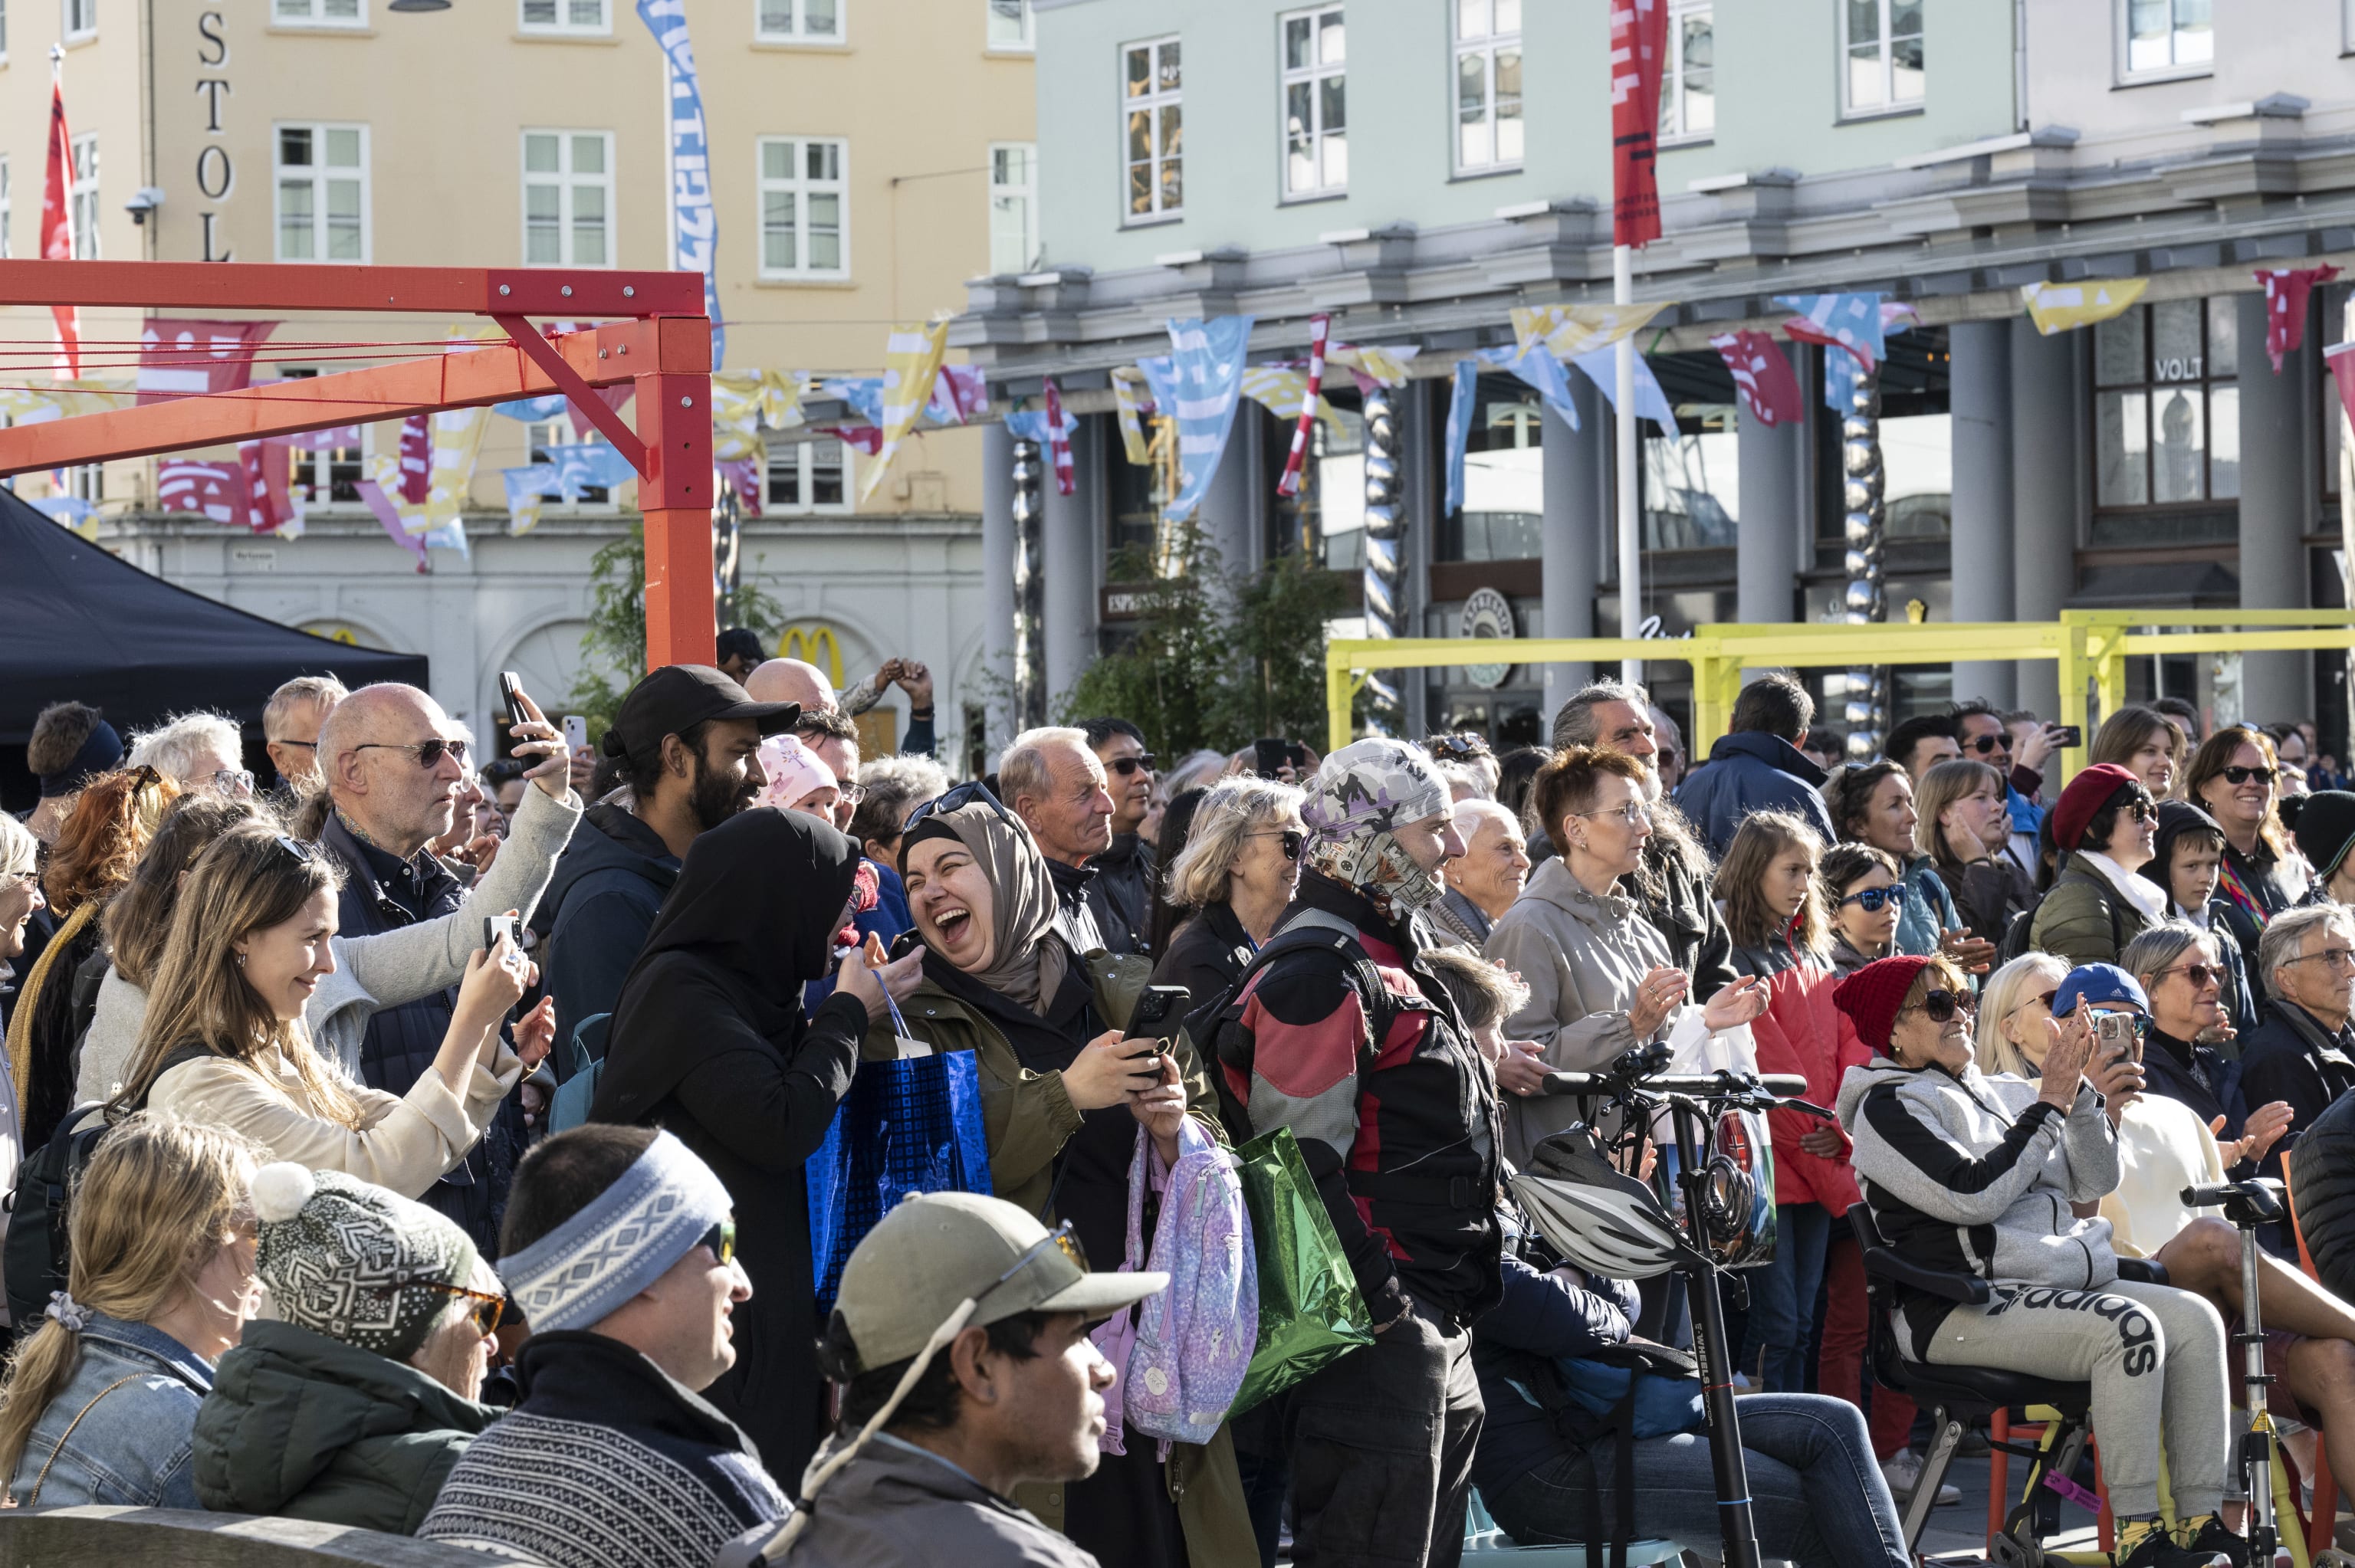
[754,733,839,820]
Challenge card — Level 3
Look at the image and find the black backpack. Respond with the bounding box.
[3,1043,210,1330]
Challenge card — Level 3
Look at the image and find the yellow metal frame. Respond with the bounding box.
[1325,610,2355,785]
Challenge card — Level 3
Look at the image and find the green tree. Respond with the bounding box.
[567,521,786,743]
[1210,546,1351,746]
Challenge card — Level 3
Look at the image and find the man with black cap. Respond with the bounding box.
[534,664,797,1038]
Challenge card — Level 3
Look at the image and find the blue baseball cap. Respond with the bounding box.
[2054,963,2149,1018]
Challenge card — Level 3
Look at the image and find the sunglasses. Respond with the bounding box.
[1250,828,1305,861]
[2221,766,2276,786]
[902,779,1023,837]
[416,1281,510,1338]
[701,1219,737,1266]
[2160,962,2224,989]
[1966,733,2009,755]
[2015,989,2060,1015]
[973,1219,1090,1313]
[1838,884,1910,913]
[2120,798,2156,823]
[1108,754,1157,776]
[1907,988,1973,1024]
[354,736,468,769]
[1427,735,1490,759]
[271,833,318,868]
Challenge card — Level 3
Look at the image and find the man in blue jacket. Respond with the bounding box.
[1673,673,1837,858]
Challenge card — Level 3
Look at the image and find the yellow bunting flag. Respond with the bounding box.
[711,369,806,463]
[861,320,949,502]
[1239,366,1343,432]
[2021,279,2150,336]
[1329,343,1422,386]
[1112,368,1155,464]
[1510,303,1670,360]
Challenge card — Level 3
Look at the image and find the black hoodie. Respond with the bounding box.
[532,799,682,1037]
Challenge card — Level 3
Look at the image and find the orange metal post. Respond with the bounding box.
[633,318,716,668]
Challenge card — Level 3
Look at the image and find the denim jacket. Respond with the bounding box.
[6,1314,212,1508]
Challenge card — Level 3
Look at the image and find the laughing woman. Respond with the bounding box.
[870,786,1251,1568]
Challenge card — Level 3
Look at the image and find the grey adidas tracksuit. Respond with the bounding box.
[1838,1058,2229,1519]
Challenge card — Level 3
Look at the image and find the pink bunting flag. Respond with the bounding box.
[2258,265,2342,372]
[156,458,244,523]
[237,441,297,534]
[396,414,432,504]
[1710,330,1805,428]
[934,364,988,425]
[136,319,279,405]
[2326,340,2355,428]
[1277,313,1330,498]
[718,456,763,517]
[1043,378,1075,497]
[356,478,431,573]
[816,425,885,456]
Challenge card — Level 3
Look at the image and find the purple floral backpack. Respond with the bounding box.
[1122,1117,1258,1445]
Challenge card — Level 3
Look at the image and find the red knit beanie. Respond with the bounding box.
[2051,763,2140,853]
[1832,954,1934,1054]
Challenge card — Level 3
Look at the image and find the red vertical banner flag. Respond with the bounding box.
[2258,265,2341,372]
[397,415,432,504]
[1608,0,1668,248]
[1041,378,1075,497]
[41,66,80,379]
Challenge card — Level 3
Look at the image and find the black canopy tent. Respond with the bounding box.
[0,489,427,795]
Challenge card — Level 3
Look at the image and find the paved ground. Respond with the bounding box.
[1915,1450,2104,1561]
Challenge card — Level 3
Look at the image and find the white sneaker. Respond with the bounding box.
[1880,1448,1962,1507]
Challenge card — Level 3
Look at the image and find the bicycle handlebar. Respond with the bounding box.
[1538,1068,1813,1100]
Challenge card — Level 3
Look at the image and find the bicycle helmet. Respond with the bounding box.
[1510,1127,1688,1281]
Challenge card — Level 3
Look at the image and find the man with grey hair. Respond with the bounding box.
[1549,680,1737,997]
[126,710,250,797]
[1001,726,1119,954]
[2238,904,2355,1179]
[264,674,349,789]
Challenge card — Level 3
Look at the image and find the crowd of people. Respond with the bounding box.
[3,648,2355,1568]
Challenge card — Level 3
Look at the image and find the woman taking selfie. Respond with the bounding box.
[2187,725,2310,961]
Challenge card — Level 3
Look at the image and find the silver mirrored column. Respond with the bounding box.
[1840,366,1887,759]
[1010,436,1047,729]
[1360,386,1404,732]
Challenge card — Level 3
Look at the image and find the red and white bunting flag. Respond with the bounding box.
[2258,266,2342,372]
[137,319,279,405]
[237,441,297,534]
[41,66,79,379]
[1710,330,1805,428]
[157,459,245,524]
[934,364,988,425]
[1608,0,1668,249]
[718,456,763,517]
[1781,314,1877,377]
[1042,377,1075,497]
[1277,314,1331,498]
[816,425,885,456]
[397,415,432,504]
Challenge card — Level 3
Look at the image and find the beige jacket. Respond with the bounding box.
[146,1038,520,1202]
[1483,855,1676,1167]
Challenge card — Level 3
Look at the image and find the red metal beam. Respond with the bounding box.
[0,259,703,317]
[493,314,648,473]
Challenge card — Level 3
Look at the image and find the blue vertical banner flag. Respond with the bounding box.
[1135,314,1257,523]
[1480,344,1580,430]
[1443,359,1479,516]
[636,0,725,369]
[1569,345,1677,434]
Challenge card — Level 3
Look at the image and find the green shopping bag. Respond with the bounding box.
[1229,1125,1375,1415]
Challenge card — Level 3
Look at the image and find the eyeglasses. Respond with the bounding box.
[353,737,468,769]
[276,740,318,752]
[1108,754,1158,777]
[415,1281,509,1338]
[212,768,257,798]
[1966,733,2009,755]
[834,782,869,807]
[2286,946,2355,973]
[902,779,1022,837]
[1905,989,1974,1024]
[2160,962,2224,989]
[973,1219,1089,1314]
[2221,766,2277,786]
[1249,828,1305,861]
[700,1219,737,1266]
[1838,884,1910,913]
[1573,802,1650,828]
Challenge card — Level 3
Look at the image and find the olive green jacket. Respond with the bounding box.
[2028,851,2156,969]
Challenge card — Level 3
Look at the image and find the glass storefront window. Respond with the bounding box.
[1443,374,1544,561]
[1643,406,1739,549]
[1882,412,1953,536]
[2091,298,2238,527]
[1106,412,1178,562]
[1273,399,1367,569]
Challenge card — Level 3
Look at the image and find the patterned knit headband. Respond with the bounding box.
[498,1131,734,1333]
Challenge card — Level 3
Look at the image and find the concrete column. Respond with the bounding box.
[1041,413,1099,707]
[1950,320,2018,709]
[980,422,1017,756]
[1201,405,1256,583]
[1541,374,1608,720]
[1736,340,1804,643]
[2012,318,2076,717]
[2238,292,2315,726]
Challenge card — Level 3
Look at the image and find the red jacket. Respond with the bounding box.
[1729,927,1870,1211]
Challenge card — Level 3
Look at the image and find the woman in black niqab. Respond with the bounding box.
[590,806,920,1486]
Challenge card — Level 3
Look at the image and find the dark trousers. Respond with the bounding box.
[1284,1309,1483,1568]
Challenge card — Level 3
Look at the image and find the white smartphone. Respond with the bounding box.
[483,913,517,951]
[563,714,588,753]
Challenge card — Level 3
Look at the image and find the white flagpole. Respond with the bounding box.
[1615,241,1641,686]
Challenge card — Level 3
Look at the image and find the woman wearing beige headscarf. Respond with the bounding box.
[862,786,1250,1568]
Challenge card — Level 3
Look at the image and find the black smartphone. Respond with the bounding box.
[2048,724,2082,748]
[499,671,527,730]
[1124,985,1191,1061]
[1254,738,1291,779]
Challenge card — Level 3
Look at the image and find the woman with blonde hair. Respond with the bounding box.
[1917,757,2033,948]
[2094,705,2186,803]
[1151,777,1306,1015]
[1973,951,2071,1080]
[0,1114,261,1507]
[111,822,526,1199]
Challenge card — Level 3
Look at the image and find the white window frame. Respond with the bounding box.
[1279,5,1346,199]
[273,122,370,264]
[985,0,1032,52]
[1121,34,1182,225]
[987,141,1038,276]
[1658,0,1713,145]
[518,0,611,36]
[275,368,372,510]
[1450,0,1522,175]
[754,0,843,45]
[273,0,365,27]
[2,158,15,261]
[756,136,850,280]
[765,437,852,515]
[1838,0,1924,120]
[2120,0,2213,84]
[521,129,614,267]
[68,133,96,260]
[61,0,93,42]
